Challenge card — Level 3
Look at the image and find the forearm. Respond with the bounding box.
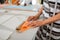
[35,6,43,18]
[41,13,60,26]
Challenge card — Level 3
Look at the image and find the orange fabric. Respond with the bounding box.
[12,0,20,5]
[12,0,16,4]
[19,21,31,32]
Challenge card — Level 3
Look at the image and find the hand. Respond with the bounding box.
[27,16,39,21]
[27,20,44,28]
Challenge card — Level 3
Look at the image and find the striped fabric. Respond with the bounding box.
[35,0,60,40]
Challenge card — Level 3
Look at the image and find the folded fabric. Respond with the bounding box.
[17,21,32,32]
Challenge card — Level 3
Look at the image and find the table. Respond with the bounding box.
[0,9,39,40]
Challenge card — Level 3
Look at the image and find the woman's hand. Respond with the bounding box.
[27,16,39,21]
[27,20,44,28]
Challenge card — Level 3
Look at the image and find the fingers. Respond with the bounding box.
[27,16,38,21]
[27,20,42,28]
[27,21,38,28]
[27,16,34,21]
[32,17,37,21]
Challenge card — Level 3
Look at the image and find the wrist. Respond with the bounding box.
[38,20,46,26]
